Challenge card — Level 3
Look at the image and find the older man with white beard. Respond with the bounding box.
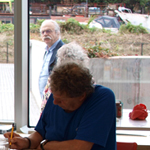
[39,19,64,98]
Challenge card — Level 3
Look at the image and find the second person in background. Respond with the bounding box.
[39,19,64,98]
[41,41,90,113]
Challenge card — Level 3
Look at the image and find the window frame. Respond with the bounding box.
[14,0,29,132]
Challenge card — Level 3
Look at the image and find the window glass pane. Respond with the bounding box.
[0,64,14,122]
[0,1,14,123]
[28,1,150,128]
[29,0,45,127]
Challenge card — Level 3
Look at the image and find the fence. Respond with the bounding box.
[0,42,14,63]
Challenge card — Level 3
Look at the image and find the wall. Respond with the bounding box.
[30,40,150,110]
[89,56,150,109]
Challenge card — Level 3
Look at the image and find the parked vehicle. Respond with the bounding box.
[115,10,150,32]
[88,7,100,15]
[118,6,132,13]
[89,15,120,33]
[62,3,86,15]
[90,15,120,28]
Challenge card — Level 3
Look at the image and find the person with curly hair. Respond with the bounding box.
[4,62,116,150]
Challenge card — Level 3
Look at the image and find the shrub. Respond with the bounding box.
[30,23,40,33]
[87,15,96,26]
[119,22,149,34]
[36,19,45,26]
[85,43,118,58]
[0,22,14,32]
[62,38,69,44]
[60,18,89,34]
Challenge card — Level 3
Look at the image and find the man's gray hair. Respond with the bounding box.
[40,19,60,34]
[57,42,89,68]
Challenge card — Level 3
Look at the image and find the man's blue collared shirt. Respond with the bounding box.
[39,39,60,98]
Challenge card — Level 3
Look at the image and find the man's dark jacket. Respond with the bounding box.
[48,40,64,74]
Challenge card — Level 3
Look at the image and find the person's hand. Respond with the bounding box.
[4,132,29,149]
[4,132,20,140]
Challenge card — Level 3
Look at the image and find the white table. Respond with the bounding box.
[116,130,150,150]
[116,109,150,130]
[0,129,150,150]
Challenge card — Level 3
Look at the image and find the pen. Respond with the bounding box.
[10,123,14,146]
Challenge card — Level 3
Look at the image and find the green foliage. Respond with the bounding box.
[30,23,40,33]
[88,27,112,34]
[87,15,96,25]
[119,22,149,34]
[36,19,45,26]
[60,18,89,34]
[0,22,14,32]
[88,27,99,32]
[85,43,119,58]
[102,28,112,34]
[60,18,111,35]
[62,38,69,44]
[29,19,45,33]
[139,0,149,6]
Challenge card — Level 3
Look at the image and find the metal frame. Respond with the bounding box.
[14,0,28,132]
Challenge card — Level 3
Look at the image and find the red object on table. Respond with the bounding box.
[117,142,137,150]
[129,103,148,120]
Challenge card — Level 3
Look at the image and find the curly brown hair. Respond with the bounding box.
[50,62,94,98]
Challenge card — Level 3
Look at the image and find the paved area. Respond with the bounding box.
[0,63,40,126]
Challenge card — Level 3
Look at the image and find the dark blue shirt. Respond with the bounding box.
[35,85,116,150]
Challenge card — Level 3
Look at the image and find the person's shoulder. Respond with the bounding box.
[95,84,113,91]
[58,39,64,45]
[55,40,64,49]
[85,85,115,109]
[94,84,115,96]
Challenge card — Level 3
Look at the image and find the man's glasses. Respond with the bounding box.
[41,29,54,34]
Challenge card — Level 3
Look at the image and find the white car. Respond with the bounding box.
[118,6,132,13]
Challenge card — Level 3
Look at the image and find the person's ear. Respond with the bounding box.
[79,93,86,102]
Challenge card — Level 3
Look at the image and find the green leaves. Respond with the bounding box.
[60,18,88,34]
[86,43,118,58]
[30,23,40,33]
[119,22,149,34]
[0,22,14,33]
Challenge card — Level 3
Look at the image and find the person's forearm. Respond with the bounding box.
[44,139,93,150]
[28,131,43,149]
